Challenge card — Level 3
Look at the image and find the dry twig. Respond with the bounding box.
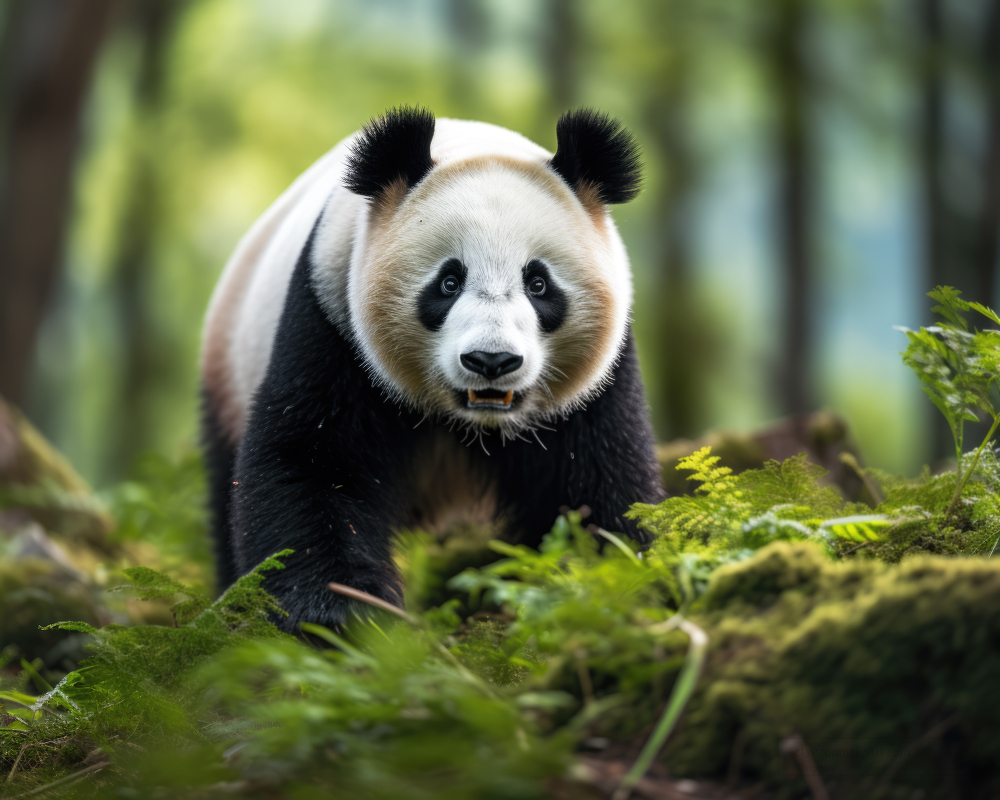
[327,582,417,624]
[780,734,828,800]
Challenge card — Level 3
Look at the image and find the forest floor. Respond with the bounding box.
[3,392,999,799]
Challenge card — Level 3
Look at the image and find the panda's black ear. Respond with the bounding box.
[550,109,642,205]
[345,106,436,200]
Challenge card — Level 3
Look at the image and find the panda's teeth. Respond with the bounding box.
[466,389,515,408]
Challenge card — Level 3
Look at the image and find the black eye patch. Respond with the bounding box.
[524,260,567,333]
[417,258,466,331]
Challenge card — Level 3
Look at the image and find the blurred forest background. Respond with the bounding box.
[2,0,999,488]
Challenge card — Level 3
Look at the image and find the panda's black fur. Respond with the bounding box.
[343,106,436,200]
[550,110,643,204]
[201,389,240,590]
[202,108,665,630]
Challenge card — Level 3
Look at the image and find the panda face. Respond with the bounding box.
[347,158,632,434]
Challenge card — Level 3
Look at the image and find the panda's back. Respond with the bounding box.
[201,136,354,442]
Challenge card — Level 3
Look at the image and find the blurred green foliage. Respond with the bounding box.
[105,449,213,591]
[29,0,990,484]
[6,3,1000,790]
[3,443,1000,797]
[4,282,1000,794]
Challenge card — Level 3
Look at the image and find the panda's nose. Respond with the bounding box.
[460,351,523,380]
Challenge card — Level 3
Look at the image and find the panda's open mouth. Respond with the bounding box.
[463,388,515,410]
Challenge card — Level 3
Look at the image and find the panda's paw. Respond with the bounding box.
[282,570,405,634]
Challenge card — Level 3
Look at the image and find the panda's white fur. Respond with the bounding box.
[203,118,632,444]
[202,109,663,619]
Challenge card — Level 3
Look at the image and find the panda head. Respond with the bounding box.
[341,107,641,435]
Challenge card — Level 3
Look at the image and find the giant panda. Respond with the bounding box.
[201,107,664,630]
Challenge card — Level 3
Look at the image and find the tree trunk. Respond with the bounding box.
[918,0,955,462]
[445,0,487,116]
[979,0,1000,310]
[920,0,946,300]
[643,12,704,440]
[0,0,118,406]
[773,0,813,415]
[108,0,184,477]
[542,0,577,115]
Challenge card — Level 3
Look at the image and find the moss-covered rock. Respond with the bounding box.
[0,522,110,671]
[657,411,872,502]
[701,540,832,609]
[670,542,1000,799]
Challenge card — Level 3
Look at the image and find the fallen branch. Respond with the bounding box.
[873,714,959,798]
[780,734,828,800]
[842,540,874,557]
[326,583,503,704]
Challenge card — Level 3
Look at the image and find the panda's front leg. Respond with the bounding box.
[496,330,665,548]
[229,416,410,631]
[224,243,416,632]
[558,332,666,543]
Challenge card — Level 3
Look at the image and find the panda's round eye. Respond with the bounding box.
[527,276,546,297]
[441,275,461,296]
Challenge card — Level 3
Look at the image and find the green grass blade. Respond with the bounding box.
[592,527,642,565]
[613,619,708,800]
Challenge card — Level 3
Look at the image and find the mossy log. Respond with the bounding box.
[665,542,1000,798]
[0,395,114,547]
[0,397,118,670]
[658,411,872,503]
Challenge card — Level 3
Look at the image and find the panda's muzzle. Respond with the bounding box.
[460,351,523,379]
[466,388,515,410]
[457,352,522,410]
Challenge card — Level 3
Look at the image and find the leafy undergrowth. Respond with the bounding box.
[1,286,999,799]
[2,447,1000,799]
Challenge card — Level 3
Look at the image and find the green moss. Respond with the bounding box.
[700,540,830,609]
[5,420,1000,798]
[669,542,1000,798]
[0,556,104,667]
